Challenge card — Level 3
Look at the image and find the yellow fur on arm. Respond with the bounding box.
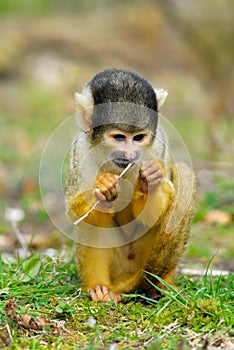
[66,190,114,227]
[131,180,174,227]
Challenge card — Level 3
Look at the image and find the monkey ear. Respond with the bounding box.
[74,87,94,133]
[154,88,168,110]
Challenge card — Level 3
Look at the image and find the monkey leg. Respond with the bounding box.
[76,244,124,304]
[140,229,185,298]
[76,239,147,303]
[76,245,113,289]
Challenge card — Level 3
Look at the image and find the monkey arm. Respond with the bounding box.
[131,177,174,228]
[66,190,114,228]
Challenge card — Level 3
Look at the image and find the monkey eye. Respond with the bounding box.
[113,134,126,142]
[133,134,145,142]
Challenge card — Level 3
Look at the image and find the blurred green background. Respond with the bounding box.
[0,0,233,269]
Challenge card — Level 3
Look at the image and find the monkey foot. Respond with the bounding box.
[89,285,122,304]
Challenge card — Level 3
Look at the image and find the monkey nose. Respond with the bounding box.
[129,154,136,161]
[124,150,141,162]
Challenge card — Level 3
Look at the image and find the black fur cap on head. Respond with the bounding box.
[87,68,158,133]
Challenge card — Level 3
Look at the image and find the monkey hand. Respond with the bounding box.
[94,173,120,203]
[139,159,165,193]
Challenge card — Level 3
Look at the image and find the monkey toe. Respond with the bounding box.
[89,285,122,304]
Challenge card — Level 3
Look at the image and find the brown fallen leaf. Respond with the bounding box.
[6,296,49,331]
[204,209,232,225]
[5,297,17,322]
[0,325,12,348]
[22,177,38,194]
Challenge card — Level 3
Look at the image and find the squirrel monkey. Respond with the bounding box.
[65,69,195,304]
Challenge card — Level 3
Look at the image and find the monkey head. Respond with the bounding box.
[74,68,168,169]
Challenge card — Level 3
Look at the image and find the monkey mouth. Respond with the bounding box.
[113,158,131,168]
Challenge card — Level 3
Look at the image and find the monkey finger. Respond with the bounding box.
[141,165,163,178]
[104,188,116,202]
[96,176,119,195]
[94,285,104,300]
[101,286,115,302]
[89,285,104,302]
[146,171,164,183]
[97,173,119,187]
[98,184,119,202]
[94,188,107,201]
[141,168,159,180]
[141,160,165,176]
[95,187,117,202]
[101,178,118,194]
[141,159,154,172]
[96,178,113,190]
[89,288,99,302]
[95,183,113,201]
[141,160,160,174]
[104,173,119,184]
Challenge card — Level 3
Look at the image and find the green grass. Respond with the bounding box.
[0,250,233,349]
[0,0,130,17]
